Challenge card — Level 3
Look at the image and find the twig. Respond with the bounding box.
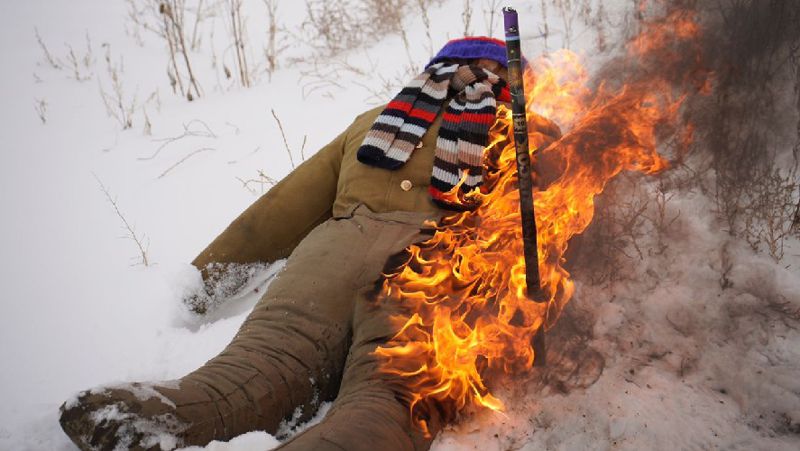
[271,108,295,168]
[237,169,279,195]
[158,147,214,178]
[140,119,216,160]
[93,173,150,267]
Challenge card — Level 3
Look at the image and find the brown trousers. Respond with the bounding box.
[60,205,441,451]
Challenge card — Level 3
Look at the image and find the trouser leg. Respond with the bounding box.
[60,214,379,450]
[277,288,441,451]
[278,214,442,451]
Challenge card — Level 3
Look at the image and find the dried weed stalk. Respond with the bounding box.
[93,174,151,267]
[482,0,501,38]
[126,0,202,100]
[158,147,214,178]
[462,0,473,36]
[271,109,307,169]
[237,169,279,195]
[98,44,137,130]
[140,119,217,160]
[262,0,287,81]
[227,0,251,87]
[34,98,47,125]
[34,27,62,70]
[161,1,203,100]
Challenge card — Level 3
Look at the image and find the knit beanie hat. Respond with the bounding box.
[426,36,527,69]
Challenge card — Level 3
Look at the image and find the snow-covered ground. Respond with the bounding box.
[1,1,798,450]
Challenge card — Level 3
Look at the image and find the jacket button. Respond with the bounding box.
[400,180,413,191]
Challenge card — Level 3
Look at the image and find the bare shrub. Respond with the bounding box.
[64,32,95,82]
[162,1,203,100]
[577,0,800,264]
[739,167,799,262]
[567,175,652,286]
[34,28,94,81]
[683,1,800,262]
[301,0,442,59]
[567,170,690,287]
[297,57,366,99]
[301,0,361,57]
[126,0,203,100]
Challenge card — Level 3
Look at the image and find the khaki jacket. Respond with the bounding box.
[192,104,560,274]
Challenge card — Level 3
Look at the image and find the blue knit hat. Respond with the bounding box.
[426,36,515,69]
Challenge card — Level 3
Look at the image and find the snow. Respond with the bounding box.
[1,1,798,450]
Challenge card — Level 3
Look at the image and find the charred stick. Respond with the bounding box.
[503,7,547,367]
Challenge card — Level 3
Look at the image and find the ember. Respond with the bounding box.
[374,7,711,434]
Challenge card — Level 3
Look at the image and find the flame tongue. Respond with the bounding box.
[374,8,710,435]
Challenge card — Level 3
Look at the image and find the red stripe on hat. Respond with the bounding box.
[445,36,507,48]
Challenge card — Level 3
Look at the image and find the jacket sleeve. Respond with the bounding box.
[191,126,348,279]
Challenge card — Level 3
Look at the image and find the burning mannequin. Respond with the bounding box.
[59,37,561,451]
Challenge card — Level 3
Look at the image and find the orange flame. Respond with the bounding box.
[374,8,710,435]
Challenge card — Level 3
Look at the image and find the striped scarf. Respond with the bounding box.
[357,62,509,209]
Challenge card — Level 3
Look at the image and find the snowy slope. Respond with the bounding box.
[1,1,798,450]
